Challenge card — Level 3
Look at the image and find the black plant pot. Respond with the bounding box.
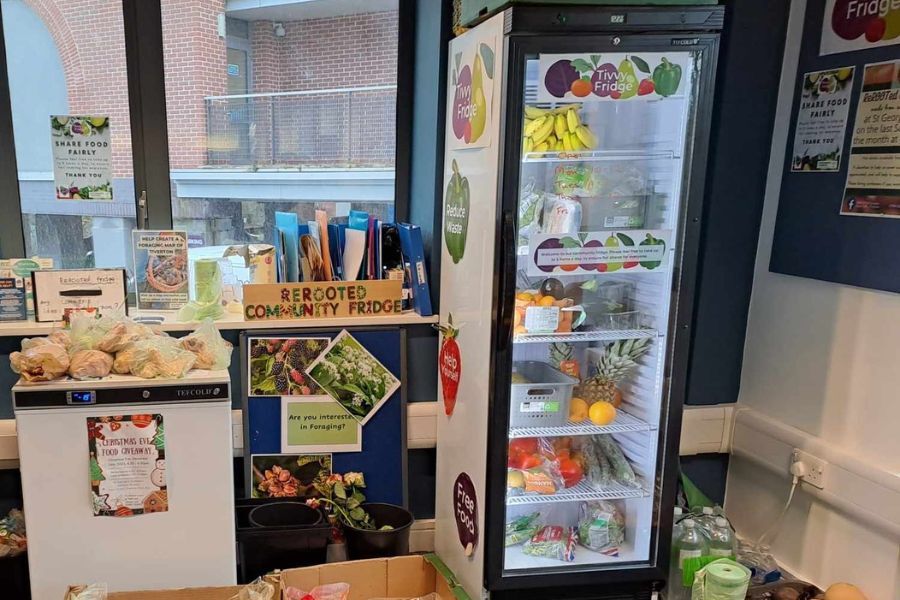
[248,500,323,528]
[344,502,414,560]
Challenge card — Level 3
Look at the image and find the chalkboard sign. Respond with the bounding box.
[771,1,900,293]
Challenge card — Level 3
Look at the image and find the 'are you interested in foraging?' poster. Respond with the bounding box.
[51,115,113,200]
[791,67,855,172]
[132,230,189,311]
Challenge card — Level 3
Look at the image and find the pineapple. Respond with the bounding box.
[575,338,651,407]
[549,342,579,378]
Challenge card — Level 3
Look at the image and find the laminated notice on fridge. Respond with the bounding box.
[88,414,167,517]
[527,230,670,277]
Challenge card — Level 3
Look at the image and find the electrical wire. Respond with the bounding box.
[755,474,799,551]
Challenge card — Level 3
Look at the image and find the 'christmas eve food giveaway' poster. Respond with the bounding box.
[88,414,167,517]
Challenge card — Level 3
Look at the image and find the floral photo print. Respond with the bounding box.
[305,330,400,425]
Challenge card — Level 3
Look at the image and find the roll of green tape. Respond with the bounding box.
[194,258,223,304]
[691,559,750,600]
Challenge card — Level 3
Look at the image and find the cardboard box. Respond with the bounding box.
[72,555,469,600]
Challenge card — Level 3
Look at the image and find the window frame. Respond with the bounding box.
[0,0,414,257]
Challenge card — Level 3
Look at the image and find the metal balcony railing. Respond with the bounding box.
[204,84,397,169]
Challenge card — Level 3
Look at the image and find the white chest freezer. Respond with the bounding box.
[13,371,237,599]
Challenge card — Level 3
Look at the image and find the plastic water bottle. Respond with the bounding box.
[668,507,685,599]
[677,519,707,567]
[698,506,716,537]
[708,517,736,559]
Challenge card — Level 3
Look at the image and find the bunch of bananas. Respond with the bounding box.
[522,105,598,155]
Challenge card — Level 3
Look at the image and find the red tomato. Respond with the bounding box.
[509,438,539,456]
[558,457,584,488]
[517,454,543,470]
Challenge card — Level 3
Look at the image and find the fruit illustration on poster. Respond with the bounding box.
[831,0,900,43]
[436,315,461,416]
[444,159,470,264]
[652,57,682,97]
[450,40,493,145]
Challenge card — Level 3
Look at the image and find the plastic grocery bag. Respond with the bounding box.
[522,525,577,562]
[129,337,196,379]
[505,511,543,546]
[576,500,625,555]
[232,577,277,600]
[10,342,69,381]
[178,319,233,370]
[283,583,350,600]
[64,584,107,600]
[68,349,114,380]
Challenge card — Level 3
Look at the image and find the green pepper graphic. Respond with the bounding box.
[444,159,470,264]
[639,233,666,269]
[652,58,682,97]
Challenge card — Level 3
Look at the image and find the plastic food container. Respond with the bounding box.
[509,361,577,427]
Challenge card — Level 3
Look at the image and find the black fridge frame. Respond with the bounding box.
[483,10,722,596]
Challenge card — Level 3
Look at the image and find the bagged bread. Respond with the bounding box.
[130,337,196,379]
[11,343,70,382]
[178,319,232,370]
[47,329,71,348]
[96,321,157,353]
[112,345,138,375]
[68,349,114,380]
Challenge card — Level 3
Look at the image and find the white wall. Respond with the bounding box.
[725,1,900,597]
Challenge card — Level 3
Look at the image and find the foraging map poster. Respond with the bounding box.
[51,115,112,200]
[791,67,855,172]
[537,53,692,102]
[132,230,189,311]
[841,60,900,217]
[87,414,167,518]
[821,0,900,55]
[447,28,495,150]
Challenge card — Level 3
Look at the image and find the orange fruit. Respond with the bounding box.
[514,325,527,335]
[516,291,534,302]
[569,397,589,423]
[571,79,591,97]
[538,295,555,307]
[588,401,616,426]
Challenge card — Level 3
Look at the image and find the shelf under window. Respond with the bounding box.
[509,411,653,439]
[513,328,658,344]
[507,480,646,506]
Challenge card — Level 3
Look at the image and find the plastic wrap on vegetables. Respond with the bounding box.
[505,511,543,546]
[581,437,613,490]
[522,525,577,562]
[594,435,638,486]
[518,180,544,248]
[577,500,625,555]
[542,195,582,235]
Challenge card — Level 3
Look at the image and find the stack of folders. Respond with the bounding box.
[273,209,432,316]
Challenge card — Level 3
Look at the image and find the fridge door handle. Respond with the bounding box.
[497,211,516,352]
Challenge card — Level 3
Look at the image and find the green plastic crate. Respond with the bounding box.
[460,0,718,28]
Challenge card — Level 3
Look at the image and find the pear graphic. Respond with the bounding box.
[618,58,638,99]
[468,53,487,142]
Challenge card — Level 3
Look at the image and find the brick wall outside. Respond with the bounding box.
[25,2,397,172]
[160,0,228,169]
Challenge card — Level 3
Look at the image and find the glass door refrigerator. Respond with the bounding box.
[434,5,724,600]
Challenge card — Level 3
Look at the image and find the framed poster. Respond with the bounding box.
[51,116,112,200]
[133,230,189,311]
[32,268,127,322]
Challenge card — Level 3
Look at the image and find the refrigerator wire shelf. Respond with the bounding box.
[508,410,653,438]
[513,328,658,344]
[506,480,646,506]
[521,150,675,164]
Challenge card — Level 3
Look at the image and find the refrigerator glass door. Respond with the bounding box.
[504,44,702,574]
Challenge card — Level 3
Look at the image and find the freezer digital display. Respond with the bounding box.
[67,391,96,405]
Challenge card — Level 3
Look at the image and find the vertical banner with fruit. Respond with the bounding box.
[537,53,691,102]
[87,414,167,518]
[840,60,900,217]
[448,30,495,150]
[791,67,855,172]
[821,0,900,55]
[51,115,112,200]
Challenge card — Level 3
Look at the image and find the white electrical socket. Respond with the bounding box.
[792,448,828,489]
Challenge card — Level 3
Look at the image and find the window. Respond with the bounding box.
[1,0,136,269]
[161,1,399,248]
[0,0,407,274]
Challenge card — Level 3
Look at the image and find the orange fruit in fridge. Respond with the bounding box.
[588,401,617,426]
[569,397,589,423]
[538,295,555,307]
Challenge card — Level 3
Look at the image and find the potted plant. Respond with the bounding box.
[306,471,413,559]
